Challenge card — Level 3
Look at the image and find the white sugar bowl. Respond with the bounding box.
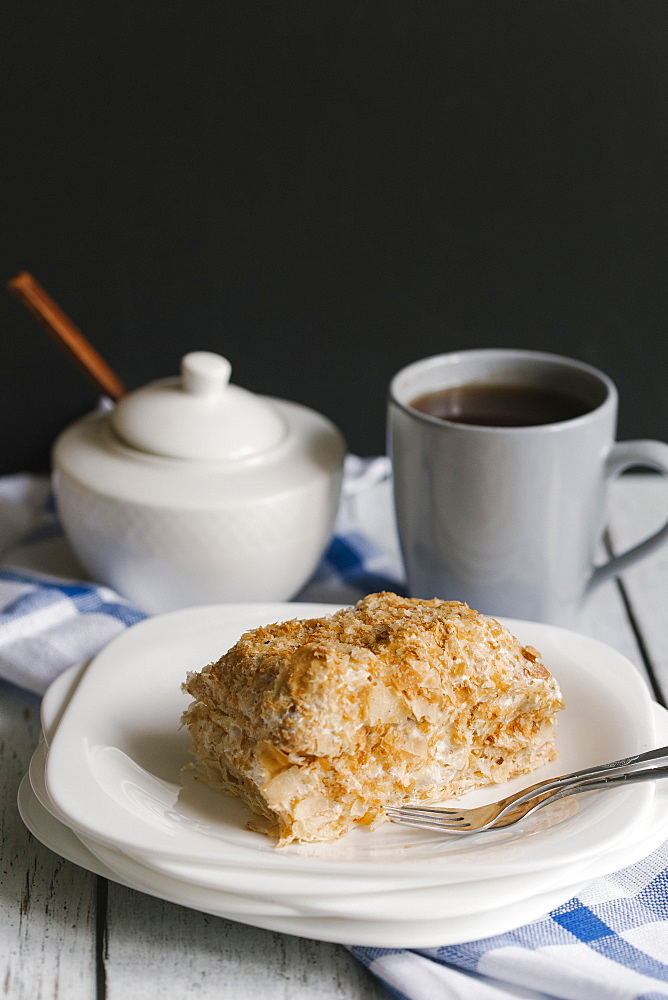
[52,352,346,613]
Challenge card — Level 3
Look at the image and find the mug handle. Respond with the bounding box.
[588,439,668,591]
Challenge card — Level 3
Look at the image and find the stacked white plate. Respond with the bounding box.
[19,603,668,948]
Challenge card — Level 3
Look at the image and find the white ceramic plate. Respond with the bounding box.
[20,729,668,947]
[29,704,668,926]
[27,739,598,920]
[45,603,657,879]
[18,772,122,882]
[20,770,590,945]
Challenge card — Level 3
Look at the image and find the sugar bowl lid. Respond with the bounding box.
[111,351,287,461]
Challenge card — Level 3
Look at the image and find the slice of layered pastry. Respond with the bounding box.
[181,592,564,844]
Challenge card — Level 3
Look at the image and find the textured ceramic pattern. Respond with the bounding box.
[55,470,339,612]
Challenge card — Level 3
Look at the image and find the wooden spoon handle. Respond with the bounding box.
[7,271,126,401]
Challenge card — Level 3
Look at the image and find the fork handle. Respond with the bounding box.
[571,743,668,776]
[492,744,668,821]
[544,744,668,791]
[494,762,668,830]
[497,747,668,821]
[560,762,668,794]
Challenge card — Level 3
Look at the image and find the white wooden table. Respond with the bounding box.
[2,475,666,1000]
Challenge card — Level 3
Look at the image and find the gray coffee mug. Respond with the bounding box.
[388,349,668,624]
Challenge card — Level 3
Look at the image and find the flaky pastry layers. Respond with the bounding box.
[181,592,564,844]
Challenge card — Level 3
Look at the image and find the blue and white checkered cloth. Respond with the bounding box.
[2,460,668,1000]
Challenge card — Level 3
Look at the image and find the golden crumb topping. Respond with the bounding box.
[182,593,564,844]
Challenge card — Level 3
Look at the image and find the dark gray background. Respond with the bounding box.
[2,1,667,473]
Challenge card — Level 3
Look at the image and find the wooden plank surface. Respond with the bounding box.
[104,886,385,1000]
[608,475,668,701]
[0,682,97,1000]
[572,568,648,681]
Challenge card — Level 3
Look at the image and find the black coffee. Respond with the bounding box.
[410,381,592,427]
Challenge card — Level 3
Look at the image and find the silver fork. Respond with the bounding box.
[385,744,668,835]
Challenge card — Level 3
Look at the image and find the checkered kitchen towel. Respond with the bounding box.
[2,461,668,1000]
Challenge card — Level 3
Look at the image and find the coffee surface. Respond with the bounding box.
[410,382,592,427]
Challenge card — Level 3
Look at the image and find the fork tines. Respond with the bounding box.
[384,806,470,830]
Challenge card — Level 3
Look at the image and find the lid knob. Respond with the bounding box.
[181,351,232,397]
